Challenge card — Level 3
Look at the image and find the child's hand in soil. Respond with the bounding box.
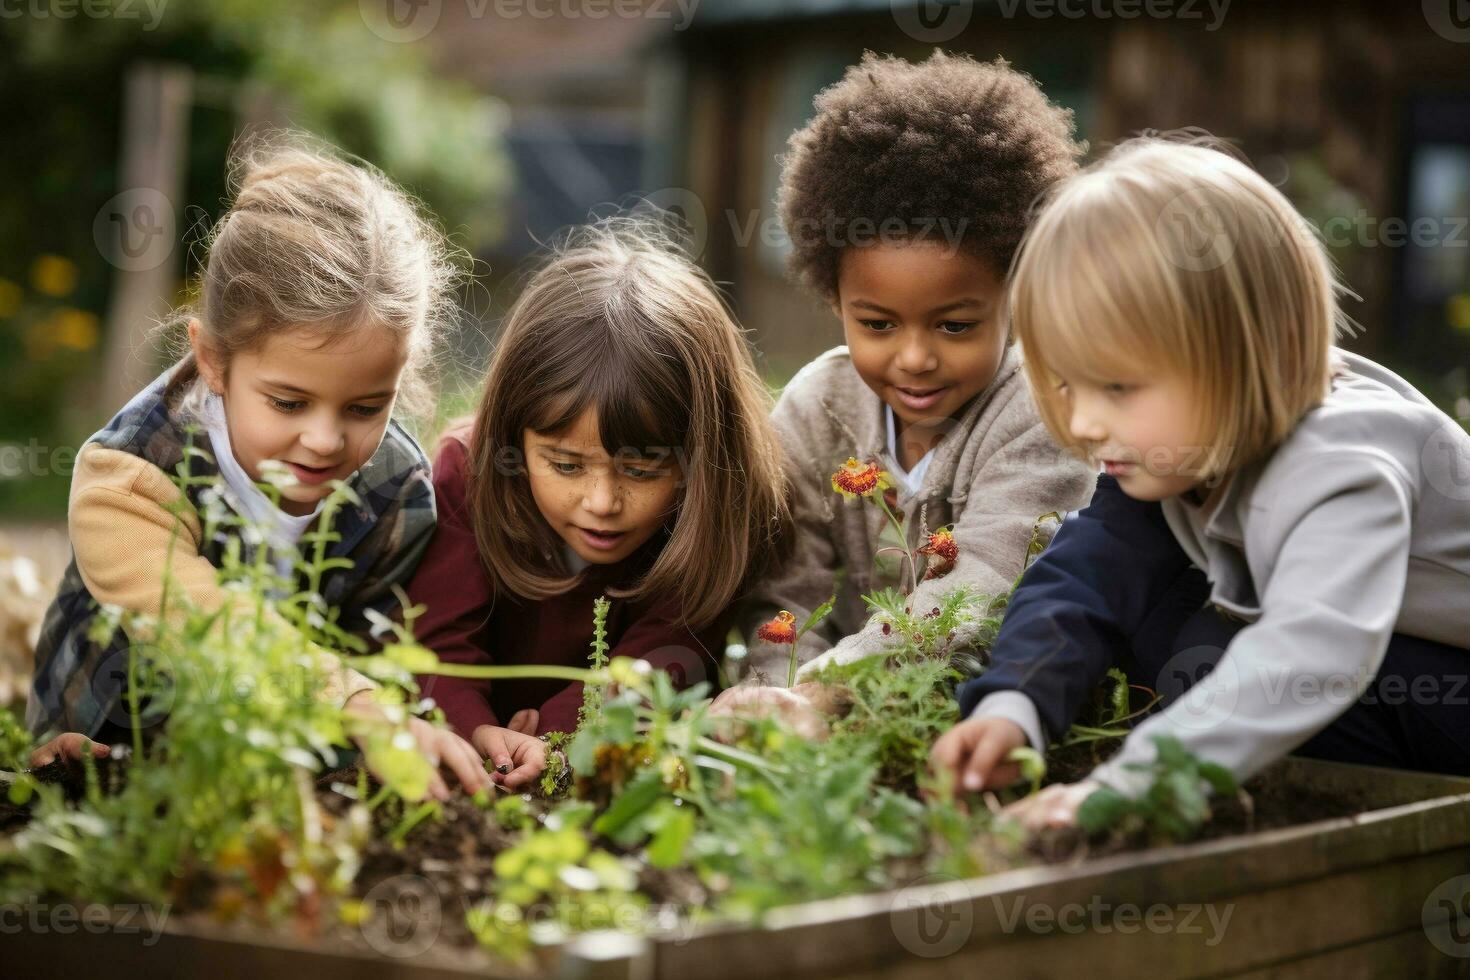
[343,693,491,801]
[29,732,111,768]
[929,715,1028,792]
[707,685,832,740]
[470,725,549,790]
[1002,779,1102,831]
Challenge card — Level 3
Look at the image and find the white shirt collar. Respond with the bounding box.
[884,405,935,495]
[200,392,324,555]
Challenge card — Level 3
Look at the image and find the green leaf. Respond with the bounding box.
[348,721,434,803]
[646,806,696,869]
[1076,786,1132,833]
[1152,735,1190,770]
[799,596,836,637]
[1197,761,1238,796]
[593,771,667,839]
[380,642,443,675]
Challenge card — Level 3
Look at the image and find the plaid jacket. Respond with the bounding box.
[26,367,437,739]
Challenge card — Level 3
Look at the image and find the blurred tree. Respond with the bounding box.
[0,0,509,520]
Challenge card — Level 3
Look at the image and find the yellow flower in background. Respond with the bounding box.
[0,277,21,319]
[54,308,100,351]
[1447,293,1470,332]
[31,254,78,298]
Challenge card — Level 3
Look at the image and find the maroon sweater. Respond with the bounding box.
[405,435,727,738]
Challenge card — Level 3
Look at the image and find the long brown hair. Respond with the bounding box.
[464,217,789,627]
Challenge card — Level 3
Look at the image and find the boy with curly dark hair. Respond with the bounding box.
[718,51,1095,722]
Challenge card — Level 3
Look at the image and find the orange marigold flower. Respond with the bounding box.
[756,610,798,645]
[831,457,890,499]
[919,527,959,580]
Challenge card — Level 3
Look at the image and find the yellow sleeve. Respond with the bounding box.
[68,444,376,707]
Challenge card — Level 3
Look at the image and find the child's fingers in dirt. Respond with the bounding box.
[471,726,516,777]
[499,759,546,790]
[29,732,109,768]
[438,733,492,794]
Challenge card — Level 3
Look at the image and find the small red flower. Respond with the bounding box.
[831,457,890,499]
[919,527,959,580]
[756,610,798,645]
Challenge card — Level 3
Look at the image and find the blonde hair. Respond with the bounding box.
[464,217,791,628]
[1010,135,1343,481]
[162,131,462,420]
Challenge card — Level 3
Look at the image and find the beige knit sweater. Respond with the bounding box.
[67,444,377,707]
[737,344,1094,683]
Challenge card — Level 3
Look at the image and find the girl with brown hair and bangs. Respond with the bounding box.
[404,217,790,789]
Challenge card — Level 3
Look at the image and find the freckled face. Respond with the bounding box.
[193,322,406,516]
[523,407,682,565]
[837,241,1008,461]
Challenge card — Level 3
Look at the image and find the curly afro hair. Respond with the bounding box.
[777,51,1085,304]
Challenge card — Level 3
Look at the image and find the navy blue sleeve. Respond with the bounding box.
[956,474,1201,743]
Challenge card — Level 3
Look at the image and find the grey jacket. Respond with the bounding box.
[736,344,1094,682]
[1091,349,1470,794]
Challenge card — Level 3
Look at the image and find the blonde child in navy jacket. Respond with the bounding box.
[932,138,1470,823]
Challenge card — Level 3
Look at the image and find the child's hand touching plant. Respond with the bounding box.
[469,723,549,790]
[927,714,1030,793]
[342,690,492,801]
[1000,779,1102,831]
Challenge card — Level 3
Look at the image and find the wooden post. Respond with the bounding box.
[97,61,193,416]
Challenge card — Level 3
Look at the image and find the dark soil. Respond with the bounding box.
[0,748,1399,957]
